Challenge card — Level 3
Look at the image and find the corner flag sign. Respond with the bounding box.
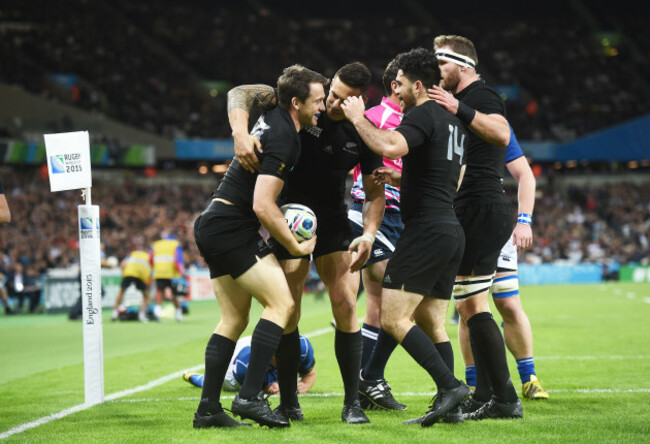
[44,130,104,406]
[44,131,92,192]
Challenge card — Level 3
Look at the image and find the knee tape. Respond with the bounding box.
[452,276,493,301]
[491,275,519,299]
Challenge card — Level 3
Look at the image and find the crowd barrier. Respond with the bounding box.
[41,268,214,313]
[518,263,603,285]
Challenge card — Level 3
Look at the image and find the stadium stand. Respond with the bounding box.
[1,0,649,142]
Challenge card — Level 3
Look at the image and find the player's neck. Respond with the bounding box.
[416,95,430,107]
[387,93,400,107]
[289,110,302,132]
[455,72,479,94]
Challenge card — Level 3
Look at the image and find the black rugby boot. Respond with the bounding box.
[418,382,471,427]
[274,402,304,422]
[231,391,290,428]
[193,401,251,428]
[341,399,370,424]
[464,396,523,421]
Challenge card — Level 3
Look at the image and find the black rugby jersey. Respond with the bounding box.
[454,80,509,206]
[213,107,300,215]
[395,100,467,223]
[284,114,383,215]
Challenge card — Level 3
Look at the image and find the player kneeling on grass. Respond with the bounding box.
[184,334,317,407]
[191,65,327,429]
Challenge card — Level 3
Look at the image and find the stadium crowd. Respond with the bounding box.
[517,182,650,268]
[1,167,648,314]
[1,1,649,142]
[0,168,211,314]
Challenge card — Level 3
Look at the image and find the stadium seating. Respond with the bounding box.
[1,1,649,142]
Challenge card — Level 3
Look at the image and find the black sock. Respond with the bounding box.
[335,329,363,405]
[470,333,493,402]
[360,323,379,369]
[363,328,398,381]
[467,312,518,403]
[198,334,236,414]
[434,341,454,376]
[401,326,459,390]
[239,318,284,400]
[275,328,300,407]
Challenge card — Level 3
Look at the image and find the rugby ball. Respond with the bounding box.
[281,203,317,242]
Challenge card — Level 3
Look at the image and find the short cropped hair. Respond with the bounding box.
[382,54,405,96]
[433,35,479,67]
[396,47,441,89]
[333,62,372,94]
[277,65,329,110]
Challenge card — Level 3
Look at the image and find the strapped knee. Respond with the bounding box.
[491,275,519,299]
[453,276,493,301]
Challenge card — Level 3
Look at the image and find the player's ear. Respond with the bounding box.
[391,80,399,94]
[291,96,300,111]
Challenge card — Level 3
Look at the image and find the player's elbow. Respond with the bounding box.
[227,86,244,101]
[383,144,407,160]
[496,128,511,147]
[252,202,268,220]
[252,200,274,224]
[0,209,10,224]
[384,150,401,160]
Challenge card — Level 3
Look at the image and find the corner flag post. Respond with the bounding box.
[44,131,104,406]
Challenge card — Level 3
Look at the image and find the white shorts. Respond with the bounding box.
[497,233,518,272]
[222,336,252,391]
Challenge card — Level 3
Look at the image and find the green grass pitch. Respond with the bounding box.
[1,282,649,442]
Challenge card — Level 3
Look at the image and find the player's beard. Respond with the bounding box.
[441,66,461,93]
[399,90,417,112]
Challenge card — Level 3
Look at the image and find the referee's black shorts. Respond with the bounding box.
[194,201,273,279]
[455,202,513,276]
[382,220,464,300]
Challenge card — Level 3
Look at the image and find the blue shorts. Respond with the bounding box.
[348,201,403,267]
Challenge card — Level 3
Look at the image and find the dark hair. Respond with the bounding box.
[333,62,372,94]
[382,54,405,96]
[277,65,329,110]
[396,48,440,89]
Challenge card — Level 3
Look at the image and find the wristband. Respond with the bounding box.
[348,232,376,252]
[359,233,375,244]
[456,101,476,126]
[517,213,532,226]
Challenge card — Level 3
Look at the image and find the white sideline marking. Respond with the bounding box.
[112,387,650,404]
[536,355,650,361]
[2,312,647,441]
[0,325,335,440]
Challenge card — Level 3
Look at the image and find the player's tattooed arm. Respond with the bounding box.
[227,84,277,172]
[227,84,277,115]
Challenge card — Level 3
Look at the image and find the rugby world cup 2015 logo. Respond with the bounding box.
[80,217,100,239]
[50,155,65,174]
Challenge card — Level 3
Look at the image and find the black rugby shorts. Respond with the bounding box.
[194,202,273,279]
[382,220,464,299]
[271,209,352,260]
[455,202,513,276]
